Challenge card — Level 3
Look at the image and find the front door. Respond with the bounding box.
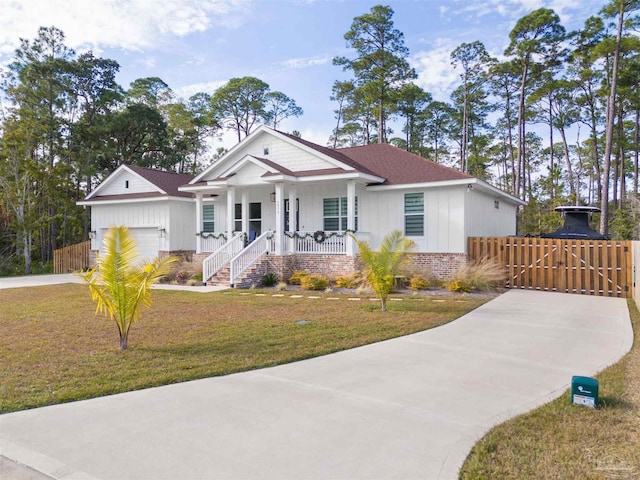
[284,199,299,231]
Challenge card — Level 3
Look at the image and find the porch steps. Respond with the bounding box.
[206,255,268,288]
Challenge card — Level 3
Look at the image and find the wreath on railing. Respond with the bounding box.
[283,230,356,244]
[196,232,227,240]
[313,230,326,244]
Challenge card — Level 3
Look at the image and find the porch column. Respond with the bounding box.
[241,191,249,236]
[195,192,203,253]
[346,180,356,256]
[288,186,297,254]
[275,183,284,255]
[226,187,235,236]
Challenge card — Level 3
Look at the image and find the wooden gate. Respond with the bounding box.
[53,240,92,274]
[468,237,632,298]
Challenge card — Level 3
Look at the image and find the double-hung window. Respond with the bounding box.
[202,205,215,233]
[404,193,424,236]
[323,197,358,231]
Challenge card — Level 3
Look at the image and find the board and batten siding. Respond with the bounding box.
[98,170,158,196]
[359,186,467,253]
[464,189,518,240]
[168,201,197,251]
[91,201,171,252]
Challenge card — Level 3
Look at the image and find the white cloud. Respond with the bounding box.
[142,57,157,68]
[173,80,228,100]
[0,0,251,57]
[410,39,460,101]
[447,0,597,25]
[280,55,332,70]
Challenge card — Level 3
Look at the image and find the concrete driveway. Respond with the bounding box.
[0,289,633,480]
[0,274,226,293]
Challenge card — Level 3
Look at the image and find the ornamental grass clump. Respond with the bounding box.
[80,226,178,350]
[449,257,506,293]
[261,273,278,287]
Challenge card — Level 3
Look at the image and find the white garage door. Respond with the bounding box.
[100,227,159,261]
[129,228,160,260]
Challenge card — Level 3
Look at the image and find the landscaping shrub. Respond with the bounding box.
[334,273,362,289]
[300,274,329,290]
[447,279,473,293]
[454,257,506,292]
[409,275,430,291]
[288,270,309,285]
[276,282,287,291]
[262,273,278,287]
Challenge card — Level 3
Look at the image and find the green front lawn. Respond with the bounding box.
[0,284,488,413]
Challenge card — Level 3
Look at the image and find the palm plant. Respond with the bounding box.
[80,226,178,349]
[351,230,415,312]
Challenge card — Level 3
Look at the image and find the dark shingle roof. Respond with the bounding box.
[277,130,471,185]
[124,165,194,198]
[337,143,473,185]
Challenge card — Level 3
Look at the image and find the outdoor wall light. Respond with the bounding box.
[158,227,166,238]
[89,230,96,239]
[270,191,276,202]
[467,184,474,192]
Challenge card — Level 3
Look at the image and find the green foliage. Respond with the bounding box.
[288,270,309,285]
[80,226,178,349]
[333,5,416,143]
[352,230,415,311]
[210,76,270,141]
[300,274,329,291]
[409,275,430,291]
[262,273,278,287]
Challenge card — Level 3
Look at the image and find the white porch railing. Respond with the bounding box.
[202,233,245,282]
[291,231,347,254]
[200,235,227,253]
[229,231,273,286]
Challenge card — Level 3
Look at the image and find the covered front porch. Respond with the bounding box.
[192,180,360,256]
[184,180,363,285]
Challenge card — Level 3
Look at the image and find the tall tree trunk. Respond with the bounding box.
[559,127,576,200]
[548,95,555,199]
[462,85,469,173]
[635,109,639,193]
[591,110,602,203]
[600,6,625,236]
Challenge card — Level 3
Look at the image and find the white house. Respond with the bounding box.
[79,126,524,286]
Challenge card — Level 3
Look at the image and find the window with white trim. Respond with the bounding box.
[404,193,424,236]
[202,205,215,232]
[323,197,358,231]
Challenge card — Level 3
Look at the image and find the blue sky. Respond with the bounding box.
[0,0,608,149]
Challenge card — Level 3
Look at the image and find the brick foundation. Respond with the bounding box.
[405,253,469,280]
[194,251,470,287]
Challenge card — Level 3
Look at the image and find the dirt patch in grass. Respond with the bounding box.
[459,299,640,480]
[0,284,489,413]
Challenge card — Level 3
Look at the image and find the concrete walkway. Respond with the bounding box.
[0,274,227,293]
[0,289,633,480]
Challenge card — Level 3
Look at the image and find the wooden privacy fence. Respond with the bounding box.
[468,237,632,298]
[53,240,92,274]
